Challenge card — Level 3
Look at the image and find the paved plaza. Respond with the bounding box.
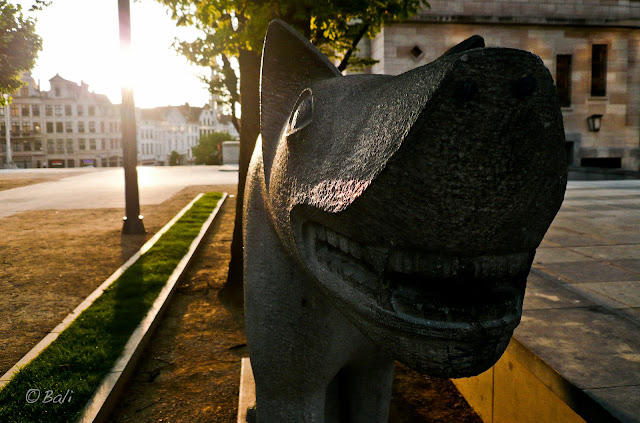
[0,166,238,218]
[519,179,640,421]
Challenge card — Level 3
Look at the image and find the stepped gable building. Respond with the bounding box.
[365,0,640,171]
[198,94,239,139]
[0,74,123,168]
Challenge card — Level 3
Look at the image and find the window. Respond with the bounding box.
[32,104,40,116]
[89,121,96,133]
[88,105,95,116]
[101,139,106,150]
[591,44,607,97]
[32,122,40,134]
[34,140,42,151]
[0,107,4,117]
[11,123,20,136]
[109,122,114,132]
[21,86,28,96]
[23,140,31,151]
[66,139,74,152]
[77,105,84,116]
[45,105,53,116]
[56,122,63,133]
[65,105,72,116]
[65,122,73,133]
[11,105,19,117]
[78,121,85,133]
[55,105,63,116]
[56,139,64,153]
[54,87,60,96]
[89,139,96,150]
[100,121,105,133]
[78,138,86,150]
[47,139,54,152]
[556,55,572,107]
[21,105,29,117]
[22,122,30,135]
[46,122,54,133]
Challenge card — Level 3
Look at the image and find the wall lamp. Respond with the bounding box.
[586,114,603,132]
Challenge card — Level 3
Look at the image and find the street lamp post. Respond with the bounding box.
[118,0,145,234]
[3,94,13,169]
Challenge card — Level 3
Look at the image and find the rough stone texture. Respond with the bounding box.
[243,19,566,422]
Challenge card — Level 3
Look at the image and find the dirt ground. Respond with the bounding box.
[1,177,481,422]
[0,182,236,375]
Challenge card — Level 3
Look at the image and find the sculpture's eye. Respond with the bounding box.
[287,89,313,136]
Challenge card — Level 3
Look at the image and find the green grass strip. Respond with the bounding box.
[0,192,223,422]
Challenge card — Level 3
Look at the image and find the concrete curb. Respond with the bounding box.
[0,192,227,422]
[77,192,228,423]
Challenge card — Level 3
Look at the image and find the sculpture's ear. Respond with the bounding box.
[441,35,485,57]
[260,19,341,184]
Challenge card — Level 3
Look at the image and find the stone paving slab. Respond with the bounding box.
[539,261,640,283]
[515,305,640,390]
[579,281,640,308]
[523,271,596,310]
[569,245,640,261]
[584,386,640,423]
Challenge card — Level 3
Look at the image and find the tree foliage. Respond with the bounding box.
[157,0,428,122]
[0,1,42,105]
[169,150,181,166]
[192,131,236,165]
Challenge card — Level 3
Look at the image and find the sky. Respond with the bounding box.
[13,0,211,108]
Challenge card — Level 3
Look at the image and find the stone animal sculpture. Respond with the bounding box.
[244,19,566,423]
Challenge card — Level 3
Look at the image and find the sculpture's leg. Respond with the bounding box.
[342,358,395,423]
[254,386,326,423]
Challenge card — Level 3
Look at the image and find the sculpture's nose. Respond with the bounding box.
[337,48,567,254]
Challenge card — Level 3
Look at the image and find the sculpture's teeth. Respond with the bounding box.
[327,230,339,247]
[350,241,362,260]
[339,236,350,254]
[316,226,326,241]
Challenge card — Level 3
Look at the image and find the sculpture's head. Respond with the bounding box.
[259,20,566,377]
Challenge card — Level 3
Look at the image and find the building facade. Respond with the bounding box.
[366,0,640,171]
[2,75,240,169]
[0,74,123,168]
[198,94,239,140]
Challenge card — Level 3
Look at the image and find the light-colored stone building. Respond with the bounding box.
[366,0,640,171]
[198,94,239,140]
[1,74,123,168]
[136,105,200,165]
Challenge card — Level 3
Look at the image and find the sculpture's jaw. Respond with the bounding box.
[295,218,533,377]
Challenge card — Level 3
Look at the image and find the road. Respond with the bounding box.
[0,166,238,218]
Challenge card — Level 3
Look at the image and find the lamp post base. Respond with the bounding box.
[122,215,146,235]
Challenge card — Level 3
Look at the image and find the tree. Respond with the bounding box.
[0,1,43,105]
[169,150,181,166]
[156,0,429,305]
[193,131,235,165]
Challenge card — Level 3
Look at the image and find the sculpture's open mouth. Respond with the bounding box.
[298,220,533,338]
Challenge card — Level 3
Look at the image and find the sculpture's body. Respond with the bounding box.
[244,20,566,422]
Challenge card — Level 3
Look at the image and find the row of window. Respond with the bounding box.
[555,44,608,108]
[0,121,120,136]
[1,103,113,118]
[0,138,123,153]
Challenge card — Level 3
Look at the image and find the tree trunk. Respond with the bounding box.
[219,48,261,307]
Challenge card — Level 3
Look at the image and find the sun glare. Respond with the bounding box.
[15,0,209,108]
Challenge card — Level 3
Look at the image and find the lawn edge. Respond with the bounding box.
[0,192,227,422]
[76,192,228,423]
